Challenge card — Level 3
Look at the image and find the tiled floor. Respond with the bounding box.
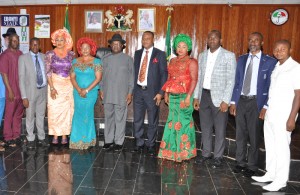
[0,113,300,195]
[0,137,299,195]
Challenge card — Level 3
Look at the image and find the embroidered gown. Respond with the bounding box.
[158,56,198,162]
[45,50,74,136]
[69,58,102,149]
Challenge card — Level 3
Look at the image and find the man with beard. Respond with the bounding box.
[230,32,277,177]
[193,30,236,168]
[0,34,23,147]
[100,33,134,152]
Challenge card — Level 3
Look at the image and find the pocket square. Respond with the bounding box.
[152,58,158,64]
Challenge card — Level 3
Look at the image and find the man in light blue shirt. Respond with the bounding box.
[0,73,5,127]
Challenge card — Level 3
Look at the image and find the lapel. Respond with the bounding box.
[211,47,223,75]
[27,53,36,74]
[148,48,158,78]
[257,53,267,79]
[136,49,143,71]
[202,50,208,74]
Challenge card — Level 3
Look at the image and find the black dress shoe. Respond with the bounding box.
[147,147,156,156]
[211,157,223,168]
[114,144,123,152]
[131,145,144,153]
[103,143,114,149]
[243,168,256,177]
[27,141,36,149]
[194,156,211,164]
[38,139,49,147]
[233,165,246,173]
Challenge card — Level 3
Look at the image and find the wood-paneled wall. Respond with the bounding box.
[1,4,299,120]
[0,4,299,60]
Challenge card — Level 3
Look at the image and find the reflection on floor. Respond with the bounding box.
[0,137,300,195]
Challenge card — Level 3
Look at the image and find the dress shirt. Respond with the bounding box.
[30,51,47,88]
[242,51,262,96]
[202,47,221,89]
[137,46,153,86]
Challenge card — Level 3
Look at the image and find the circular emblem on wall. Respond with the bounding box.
[271,9,288,26]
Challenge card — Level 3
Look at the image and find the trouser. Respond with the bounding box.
[26,87,47,141]
[0,97,5,127]
[3,98,23,141]
[235,97,261,171]
[199,89,228,158]
[133,87,159,147]
[264,115,291,186]
[104,103,127,145]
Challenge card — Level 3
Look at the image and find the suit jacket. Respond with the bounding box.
[133,47,168,98]
[231,53,277,111]
[18,52,46,100]
[194,47,237,107]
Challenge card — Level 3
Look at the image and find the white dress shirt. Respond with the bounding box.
[137,46,153,86]
[203,47,221,89]
[242,51,262,96]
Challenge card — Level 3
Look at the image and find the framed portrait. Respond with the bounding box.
[84,10,103,33]
[137,8,156,32]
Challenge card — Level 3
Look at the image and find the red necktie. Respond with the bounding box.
[138,50,149,82]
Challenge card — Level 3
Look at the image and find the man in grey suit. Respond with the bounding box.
[18,37,48,148]
[100,34,134,152]
[194,30,236,168]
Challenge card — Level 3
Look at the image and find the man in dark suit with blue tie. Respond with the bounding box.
[230,32,277,177]
[132,31,167,155]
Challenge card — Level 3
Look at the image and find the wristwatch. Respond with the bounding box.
[85,89,89,94]
[50,87,55,91]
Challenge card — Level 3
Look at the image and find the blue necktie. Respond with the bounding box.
[35,55,43,86]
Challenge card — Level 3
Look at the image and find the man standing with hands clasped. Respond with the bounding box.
[18,37,48,149]
[230,32,276,177]
[132,31,167,155]
[252,40,300,192]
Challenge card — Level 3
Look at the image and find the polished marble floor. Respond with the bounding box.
[0,136,299,195]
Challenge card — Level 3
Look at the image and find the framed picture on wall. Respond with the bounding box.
[84,10,103,33]
[137,8,156,32]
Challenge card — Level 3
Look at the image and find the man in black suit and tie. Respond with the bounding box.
[132,31,167,155]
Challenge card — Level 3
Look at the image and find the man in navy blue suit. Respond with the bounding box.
[230,32,277,177]
[132,31,167,155]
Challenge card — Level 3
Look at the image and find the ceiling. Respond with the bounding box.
[0,0,299,6]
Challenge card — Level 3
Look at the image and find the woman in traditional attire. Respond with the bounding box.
[158,34,198,162]
[69,37,102,150]
[45,29,74,145]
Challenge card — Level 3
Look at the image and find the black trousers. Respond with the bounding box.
[235,97,262,171]
[133,87,159,147]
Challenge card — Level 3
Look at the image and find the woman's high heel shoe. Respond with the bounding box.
[61,138,68,145]
[52,138,58,144]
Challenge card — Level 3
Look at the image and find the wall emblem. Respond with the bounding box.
[271,9,288,26]
[104,6,134,32]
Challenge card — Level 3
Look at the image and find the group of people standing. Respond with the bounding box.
[0,27,299,192]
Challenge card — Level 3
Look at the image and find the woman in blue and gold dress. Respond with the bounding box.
[69,37,102,150]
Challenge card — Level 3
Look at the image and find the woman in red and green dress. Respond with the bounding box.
[158,34,198,162]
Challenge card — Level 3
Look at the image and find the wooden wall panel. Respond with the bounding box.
[1,4,299,59]
[0,4,299,120]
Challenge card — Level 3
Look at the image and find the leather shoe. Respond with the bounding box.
[147,147,156,156]
[252,174,273,183]
[103,143,114,149]
[131,145,144,153]
[114,144,123,152]
[243,168,256,177]
[262,182,286,192]
[211,157,223,168]
[194,156,211,164]
[233,165,246,173]
[27,141,36,149]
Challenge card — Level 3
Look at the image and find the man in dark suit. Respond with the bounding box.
[230,32,277,177]
[132,31,167,155]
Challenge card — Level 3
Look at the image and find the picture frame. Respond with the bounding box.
[137,8,156,32]
[84,10,103,33]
